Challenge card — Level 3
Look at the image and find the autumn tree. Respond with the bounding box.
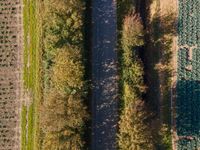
[51,47,85,92]
[41,89,88,150]
[43,0,85,89]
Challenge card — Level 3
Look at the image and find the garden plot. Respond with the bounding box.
[176,0,200,149]
[0,0,23,149]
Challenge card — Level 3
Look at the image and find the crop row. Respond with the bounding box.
[178,0,200,46]
[177,48,200,79]
[177,138,200,150]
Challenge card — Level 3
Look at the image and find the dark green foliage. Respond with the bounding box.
[176,0,200,148]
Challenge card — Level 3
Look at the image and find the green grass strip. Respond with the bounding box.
[27,104,34,150]
[22,0,41,149]
[21,105,27,150]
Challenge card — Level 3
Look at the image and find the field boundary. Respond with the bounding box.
[171,0,179,149]
[0,0,24,149]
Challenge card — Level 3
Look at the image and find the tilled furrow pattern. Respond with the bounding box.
[0,0,23,149]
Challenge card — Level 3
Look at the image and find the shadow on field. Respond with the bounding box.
[83,0,92,149]
[138,0,178,149]
[176,80,200,149]
[117,0,178,149]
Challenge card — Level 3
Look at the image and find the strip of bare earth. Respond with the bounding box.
[148,0,178,149]
[154,0,178,149]
[0,0,23,149]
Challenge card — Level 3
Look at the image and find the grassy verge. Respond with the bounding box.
[27,104,34,150]
[21,0,42,150]
[21,105,27,149]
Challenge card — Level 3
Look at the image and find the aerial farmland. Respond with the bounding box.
[1,0,200,150]
[175,0,200,149]
[0,0,22,149]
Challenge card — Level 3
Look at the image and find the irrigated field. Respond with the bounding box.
[0,0,23,149]
[176,0,200,149]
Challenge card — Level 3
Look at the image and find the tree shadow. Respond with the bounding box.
[83,0,92,149]
[137,0,177,148]
[118,0,178,149]
[176,80,200,149]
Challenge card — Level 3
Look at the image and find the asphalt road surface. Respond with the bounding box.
[91,0,119,149]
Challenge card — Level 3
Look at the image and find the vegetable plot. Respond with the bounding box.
[176,0,200,149]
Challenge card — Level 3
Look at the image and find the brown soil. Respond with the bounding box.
[0,0,24,149]
[147,0,178,149]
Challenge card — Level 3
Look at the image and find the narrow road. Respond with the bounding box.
[91,0,119,150]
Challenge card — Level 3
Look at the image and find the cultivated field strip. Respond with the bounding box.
[0,0,23,149]
[176,0,200,149]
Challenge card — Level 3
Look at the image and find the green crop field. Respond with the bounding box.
[176,0,200,149]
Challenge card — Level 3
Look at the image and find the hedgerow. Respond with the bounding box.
[118,12,154,150]
[40,0,89,149]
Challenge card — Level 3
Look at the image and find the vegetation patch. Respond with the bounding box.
[39,0,89,149]
[117,0,176,149]
[176,0,200,149]
[117,10,154,149]
[21,105,27,149]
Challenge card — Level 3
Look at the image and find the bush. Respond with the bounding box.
[41,89,88,150]
[118,97,154,150]
[43,0,85,89]
[51,47,84,92]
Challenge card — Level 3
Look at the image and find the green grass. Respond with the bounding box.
[21,0,42,150]
[23,0,37,90]
[27,104,34,150]
[21,105,27,150]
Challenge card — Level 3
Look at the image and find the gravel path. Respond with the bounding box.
[91,0,119,149]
